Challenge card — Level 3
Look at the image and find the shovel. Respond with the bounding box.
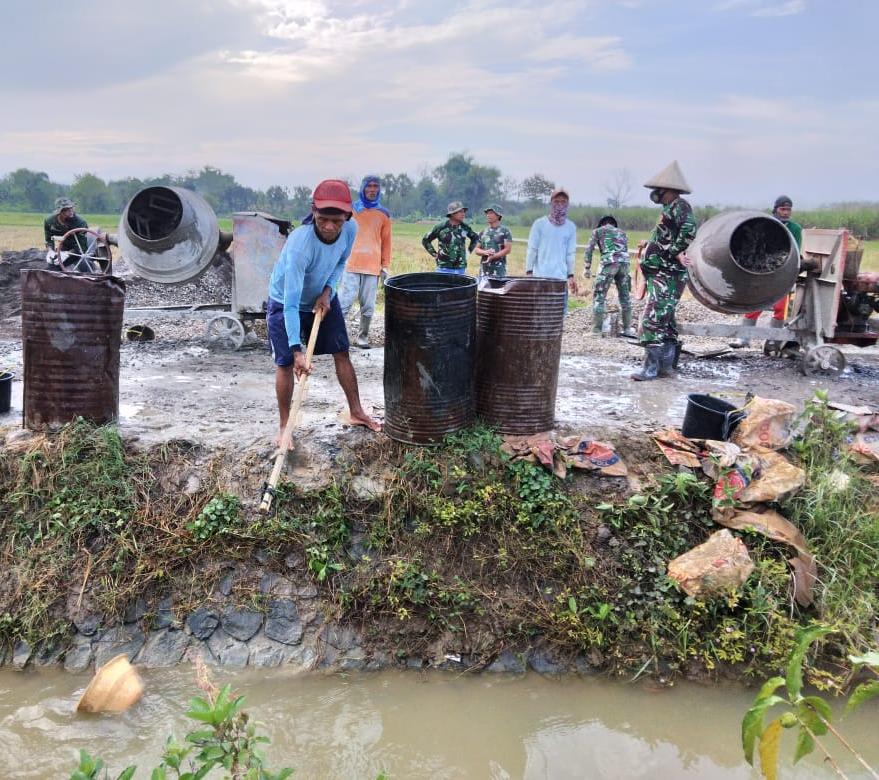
[259,308,324,514]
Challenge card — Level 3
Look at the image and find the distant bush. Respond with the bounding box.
[511,203,879,238]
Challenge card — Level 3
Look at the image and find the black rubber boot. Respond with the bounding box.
[658,341,678,377]
[673,341,682,369]
[631,345,663,381]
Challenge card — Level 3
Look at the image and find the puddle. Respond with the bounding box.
[118,403,143,419]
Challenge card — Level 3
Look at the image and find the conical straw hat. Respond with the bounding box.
[643,160,691,194]
[76,654,144,714]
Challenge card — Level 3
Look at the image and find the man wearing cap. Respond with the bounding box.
[339,175,392,349]
[422,202,479,274]
[730,195,803,348]
[584,215,634,337]
[475,204,513,278]
[633,161,697,381]
[525,188,578,296]
[267,179,381,440]
[44,197,89,266]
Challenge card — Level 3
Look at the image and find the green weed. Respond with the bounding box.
[186,493,243,541]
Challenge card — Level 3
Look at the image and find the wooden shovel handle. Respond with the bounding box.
[259,308,325,513]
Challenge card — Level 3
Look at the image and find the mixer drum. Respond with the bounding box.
[686,210,800,314]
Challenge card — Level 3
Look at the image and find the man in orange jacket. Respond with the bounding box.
[338,175,392,348]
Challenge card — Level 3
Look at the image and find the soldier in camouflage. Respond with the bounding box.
[584,215,634,336]
[632,161,698,381]
[475,204,513,278]
[422,201,479,274]
[44,197,89,265]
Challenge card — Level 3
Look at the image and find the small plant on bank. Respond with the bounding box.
[186,493,243,541]
[742,626,879,780]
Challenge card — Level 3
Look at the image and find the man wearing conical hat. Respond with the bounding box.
[632,160,697,381]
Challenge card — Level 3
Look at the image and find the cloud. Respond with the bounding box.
[752,0,805,17]
[526,35,631,71]
[0,0,874,206]
[714,0,806,16]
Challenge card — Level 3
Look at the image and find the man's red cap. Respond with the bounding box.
[312,179,353,212]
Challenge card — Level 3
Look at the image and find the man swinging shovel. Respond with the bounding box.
[261,180,381,512]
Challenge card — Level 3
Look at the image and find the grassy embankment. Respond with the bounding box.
[0,396,876,682]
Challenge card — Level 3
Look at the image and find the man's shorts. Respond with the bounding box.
[267,295,350,367]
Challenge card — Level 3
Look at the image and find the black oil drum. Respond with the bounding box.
[383,272,476,444]
[475,276,567,434]
[21,269,126,429]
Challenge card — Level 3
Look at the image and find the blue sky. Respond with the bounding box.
[2,0,876,206]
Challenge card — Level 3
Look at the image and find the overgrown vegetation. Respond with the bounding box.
[1,393,877,681]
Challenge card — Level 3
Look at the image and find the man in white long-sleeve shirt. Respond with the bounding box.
[525,187,578,297]
[267,179,381,441]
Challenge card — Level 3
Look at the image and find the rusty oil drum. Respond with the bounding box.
[383,272,476,444]
[21,269,126,428]
[475,276,566,434]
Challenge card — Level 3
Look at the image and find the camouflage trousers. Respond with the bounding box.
[640,267,687,345]
[592,262,632,320]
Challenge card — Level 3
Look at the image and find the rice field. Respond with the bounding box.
[3,211,876,277]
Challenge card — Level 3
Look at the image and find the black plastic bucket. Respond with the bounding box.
[681,394,744,440]
[0,370,12,414]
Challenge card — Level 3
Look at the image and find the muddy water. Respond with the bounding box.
[2,669,878,778]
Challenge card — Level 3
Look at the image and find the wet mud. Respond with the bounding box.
[1,254,877,456]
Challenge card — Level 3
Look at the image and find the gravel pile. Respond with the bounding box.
[118,254,233,308]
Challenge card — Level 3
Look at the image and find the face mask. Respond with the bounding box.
[649,189,663,204]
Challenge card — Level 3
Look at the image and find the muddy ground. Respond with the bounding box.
[1,249,878,465]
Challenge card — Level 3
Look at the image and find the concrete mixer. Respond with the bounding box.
[114,186,292,349]
[681,211,878,377]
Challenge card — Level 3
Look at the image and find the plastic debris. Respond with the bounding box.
[652,428,704,468]
[501,433,627,478]
[667,530,755,598]
[714,509,816,607]
[731,396,797,451]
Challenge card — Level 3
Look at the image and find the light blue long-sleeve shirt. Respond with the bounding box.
[525,216,577,279]
[268,220,357,348]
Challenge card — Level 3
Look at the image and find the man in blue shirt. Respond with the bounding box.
[525,187,578,296]
[267,179,381,441]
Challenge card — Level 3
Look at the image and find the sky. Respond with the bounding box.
[2,0,877,207]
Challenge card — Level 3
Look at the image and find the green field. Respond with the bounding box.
[3,211,876,276]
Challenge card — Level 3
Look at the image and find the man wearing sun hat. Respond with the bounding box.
[267,179,381,439]
[421,201,480,274]
[475,204,513,278]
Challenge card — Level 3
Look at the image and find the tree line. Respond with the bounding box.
[2,155,877,236]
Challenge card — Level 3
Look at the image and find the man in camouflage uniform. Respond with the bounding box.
[633,161,698,381]
[44,197,89,266]
[584,215,634,336]
[475,204,512,278]
[422,201,479,274]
